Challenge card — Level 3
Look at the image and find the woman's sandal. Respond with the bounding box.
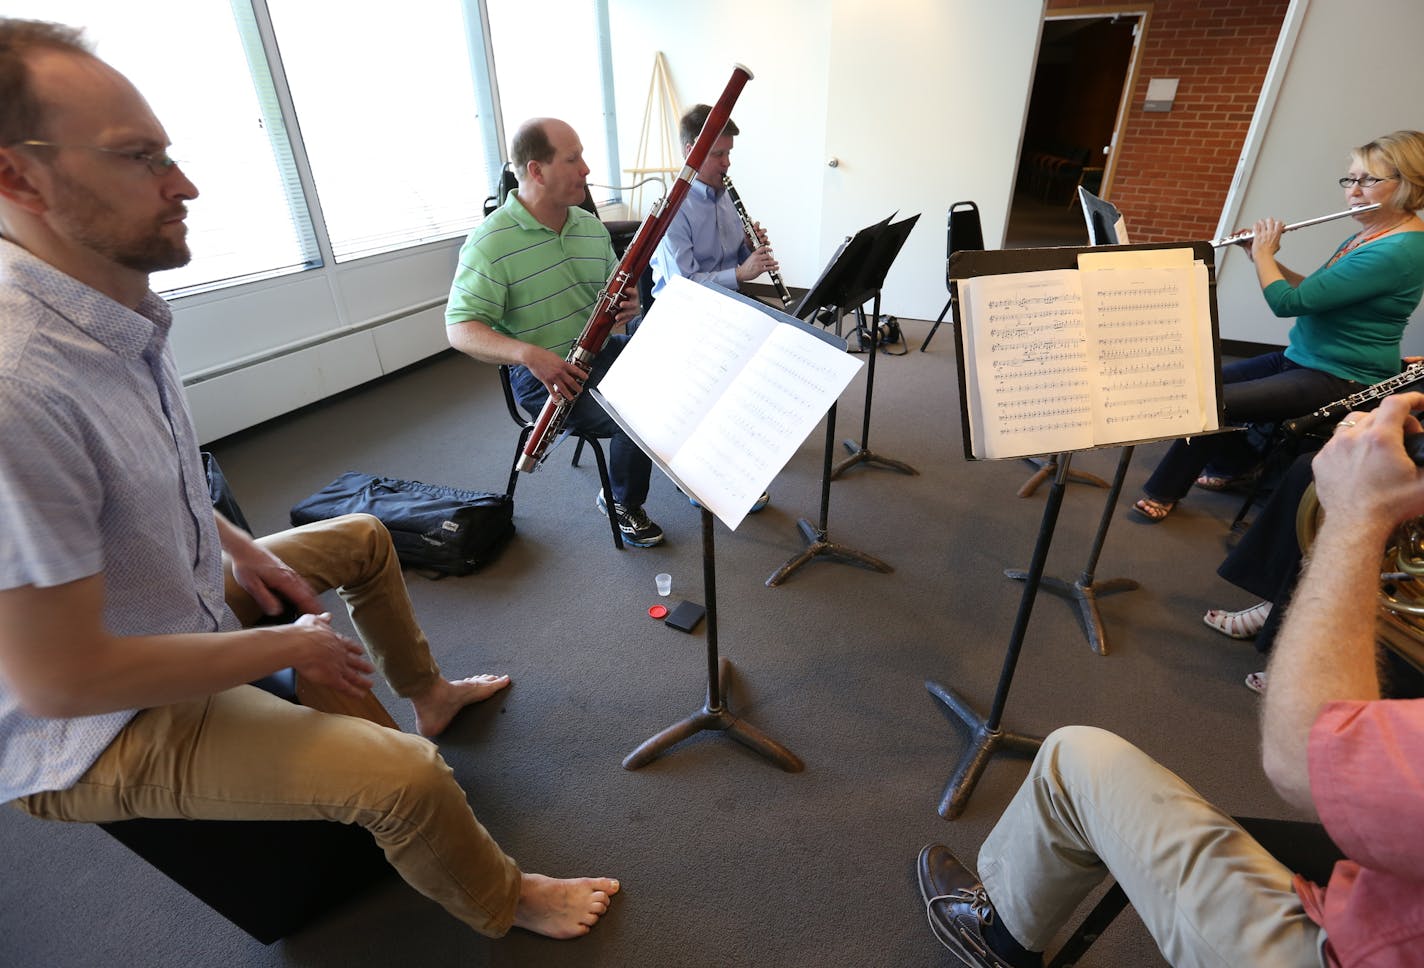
[1196,466,1262,492]
[1131,496,1174,522]
[1202,600,1272,640]
[1244,670,1267,694]
[1195,473,1234,491]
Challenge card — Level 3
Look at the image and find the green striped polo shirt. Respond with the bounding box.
[446,192,615,354]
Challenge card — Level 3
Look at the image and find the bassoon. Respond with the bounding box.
[516,64,754,472]
[722,174,792,308]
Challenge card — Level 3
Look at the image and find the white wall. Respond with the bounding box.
[1214,0,1424,354]
[606,0,834,295]
[606,0,1044,321]
[172,241,459,442]
[817,0,1043,320]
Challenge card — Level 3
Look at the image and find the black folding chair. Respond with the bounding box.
[919,200,984,352]
[497,364,624,550]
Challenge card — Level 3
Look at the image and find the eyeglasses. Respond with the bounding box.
[1339,174,1397,189]
[9,140,181,177]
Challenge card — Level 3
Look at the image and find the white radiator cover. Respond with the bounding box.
[171,238,462,443]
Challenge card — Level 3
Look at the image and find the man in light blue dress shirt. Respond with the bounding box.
[649,104,778,512]
[649,104,780,298]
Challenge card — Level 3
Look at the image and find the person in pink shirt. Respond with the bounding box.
[916,392,1424,967]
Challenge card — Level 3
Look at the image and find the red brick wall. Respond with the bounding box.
[1047,0,1288,242]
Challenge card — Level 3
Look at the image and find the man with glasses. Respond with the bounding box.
[446,117,664,547]
[0,18,618,941]
[918,395,1424,967]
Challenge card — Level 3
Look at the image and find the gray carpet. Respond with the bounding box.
[0,327,1307,967]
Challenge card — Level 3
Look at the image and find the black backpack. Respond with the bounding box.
[291,473,514,577]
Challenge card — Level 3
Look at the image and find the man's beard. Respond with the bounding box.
[49,171,192,273]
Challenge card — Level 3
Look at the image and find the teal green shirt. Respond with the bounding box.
[446,193,615,354]
[1268,231,1424,385]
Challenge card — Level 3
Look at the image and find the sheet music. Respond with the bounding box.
[596,277,862,528]
[961,269,1094,458]
[958,251,1218,460]
[1080,262,1215,443]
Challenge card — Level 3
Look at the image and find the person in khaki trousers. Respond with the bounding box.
[0,17,617,941]
[918,393,1424,967]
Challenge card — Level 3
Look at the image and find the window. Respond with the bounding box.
[9,1,614,292]
[18,0,321,295]
[264,0,497,262]
[486,0,619,204]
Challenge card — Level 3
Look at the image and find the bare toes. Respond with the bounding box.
[457,673,511,703]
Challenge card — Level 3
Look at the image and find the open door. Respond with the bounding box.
[1006,10,1146,247]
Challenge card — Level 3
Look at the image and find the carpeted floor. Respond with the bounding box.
[0,327,1308,967]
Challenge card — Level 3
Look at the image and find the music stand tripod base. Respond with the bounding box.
[925,679,1042,820]
[1002,572,1139,657]
[832,443,919,479]
[766,517,893,587]
[832,295,918,480]
[1006,445,1141,656]
[623,657,803,771]
[626,506,803,772]
[1017,457,1109,498]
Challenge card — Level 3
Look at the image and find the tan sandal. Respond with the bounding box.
[1195,473,1234,491]
[1203,601,1272,640]
[1131,496,1174,522]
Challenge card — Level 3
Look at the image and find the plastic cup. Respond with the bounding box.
[655,573,672,596]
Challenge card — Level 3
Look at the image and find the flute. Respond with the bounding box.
[1211,203,1380,247]
[517,64,754,473]
[722,175,792,308]
[1282,361,1424,437]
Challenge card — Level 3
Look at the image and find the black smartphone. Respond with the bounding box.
[664,600,706,633]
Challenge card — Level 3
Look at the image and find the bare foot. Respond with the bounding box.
[512,872,620,939]
[412,674,511,737]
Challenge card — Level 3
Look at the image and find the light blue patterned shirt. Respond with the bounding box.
[649,178,750,297]
[0,240,237,803]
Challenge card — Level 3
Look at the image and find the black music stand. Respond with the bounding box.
[1005,208,1136,656]
[927,241,1221,818]
[583,396,804,772]
[767,217,901,587]
[589,282,857,770]
[1004,446,1138,656]
[621,503,803,772]
[832,213,920,480]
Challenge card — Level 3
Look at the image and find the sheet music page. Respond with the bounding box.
[597,276,862,529]
[960,269,1094,459]
[669,324,861,529]
[1077,258,1216,443]
[596,277,777,460]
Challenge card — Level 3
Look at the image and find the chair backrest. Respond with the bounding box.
[948,201,984,256]
[497,364,534,429]
[483,164,518,217]
[578,184,600,216]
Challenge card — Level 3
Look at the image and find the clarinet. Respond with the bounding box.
[516,65,754,472]
[722,175,792,308]
[1282,361,1424,437]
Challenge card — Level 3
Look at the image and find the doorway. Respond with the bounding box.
[1006,12,1143,247]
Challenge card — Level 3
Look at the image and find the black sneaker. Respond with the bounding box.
[916,844,1028,968]
[595,492,664,547]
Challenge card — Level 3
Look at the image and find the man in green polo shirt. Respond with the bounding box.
[446,118,662,547]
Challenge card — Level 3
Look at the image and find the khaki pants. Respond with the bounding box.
[17,514,522,936]
[979,725,1325,968]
